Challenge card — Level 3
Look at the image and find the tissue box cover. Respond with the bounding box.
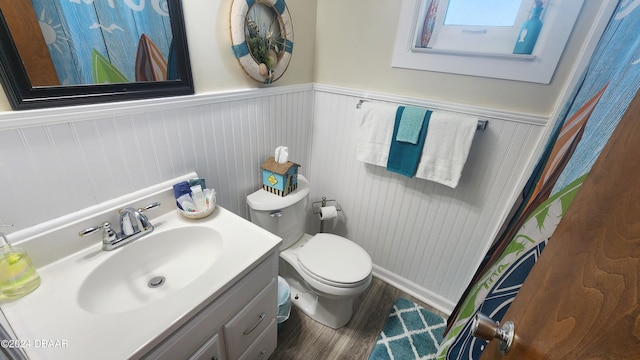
[261,156,300,196]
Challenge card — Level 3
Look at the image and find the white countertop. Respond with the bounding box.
[0,203,281,359]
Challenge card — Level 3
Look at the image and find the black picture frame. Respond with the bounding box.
[0,0,194,110]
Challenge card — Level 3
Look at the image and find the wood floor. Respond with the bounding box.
[269,277,448,360]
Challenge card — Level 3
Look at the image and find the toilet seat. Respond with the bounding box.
[297,233,372,288]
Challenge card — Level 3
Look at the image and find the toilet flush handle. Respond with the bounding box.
[270,210,283,218]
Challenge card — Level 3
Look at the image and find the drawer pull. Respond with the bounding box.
[243,312,266,335]
[258,349,267,360]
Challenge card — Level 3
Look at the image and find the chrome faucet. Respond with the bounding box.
[79,202,160,251]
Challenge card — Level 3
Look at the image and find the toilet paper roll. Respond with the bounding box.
[319,206,338,220]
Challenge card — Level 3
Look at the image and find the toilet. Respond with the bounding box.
[247,175,372,329]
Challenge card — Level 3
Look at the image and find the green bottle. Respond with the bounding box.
[0,226,40,299]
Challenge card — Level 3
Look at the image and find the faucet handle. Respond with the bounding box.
[117,202,160,216]
[137,202,160,214]
[135,202,160,231]
[79,223,105,237]
[79,222,117,243]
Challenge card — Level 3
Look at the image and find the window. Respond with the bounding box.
[421,0,532,54]
[443,0,521,26]
[392,0,586,83]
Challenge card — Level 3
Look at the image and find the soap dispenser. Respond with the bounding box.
[0,225,40,299]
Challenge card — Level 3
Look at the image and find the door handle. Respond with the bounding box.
[471,312,514,354]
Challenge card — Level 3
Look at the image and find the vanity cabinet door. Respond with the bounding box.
[223,279,277,359]
[188,333,224,360]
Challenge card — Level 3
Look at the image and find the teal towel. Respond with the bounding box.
[396,106,428,144]
[386,107,432,178]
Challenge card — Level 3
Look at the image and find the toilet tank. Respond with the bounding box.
[247,175,310,249]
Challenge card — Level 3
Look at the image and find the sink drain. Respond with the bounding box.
[148,276,166,288]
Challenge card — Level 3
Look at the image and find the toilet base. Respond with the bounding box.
[280,259,355,329]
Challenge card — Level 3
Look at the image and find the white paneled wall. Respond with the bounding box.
[0,86,314,233]
[309,86,546,312]
[0,83,548,314]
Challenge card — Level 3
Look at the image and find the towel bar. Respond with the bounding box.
[355,99,488,130]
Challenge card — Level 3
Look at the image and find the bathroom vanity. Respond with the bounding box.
[0,175,282,360]
[142,251,278,360]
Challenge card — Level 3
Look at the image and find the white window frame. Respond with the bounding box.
[426,0,531,53]
[392,0,585,84]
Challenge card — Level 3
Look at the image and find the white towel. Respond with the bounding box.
[415,110,478,188]
[356,102,397,166]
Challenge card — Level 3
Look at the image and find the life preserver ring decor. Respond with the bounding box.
[230,0,293,84]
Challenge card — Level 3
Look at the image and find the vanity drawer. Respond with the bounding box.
[239,319,277,360]
[223,279,277,359]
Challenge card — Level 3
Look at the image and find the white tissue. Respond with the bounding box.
[275,146,289,164]
[319,206,338,220]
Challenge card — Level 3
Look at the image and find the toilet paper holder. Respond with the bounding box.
[312,197,342,215]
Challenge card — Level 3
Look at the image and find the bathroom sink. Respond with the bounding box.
[0,174,283,360]
[77,226,223,314]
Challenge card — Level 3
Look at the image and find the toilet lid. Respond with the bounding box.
[297,233,372,286]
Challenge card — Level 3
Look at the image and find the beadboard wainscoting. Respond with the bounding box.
[0,83,549,315]
[308,85,548,313]
[0,85,314,236]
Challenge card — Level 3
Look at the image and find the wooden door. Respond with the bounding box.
[479,90,640,359]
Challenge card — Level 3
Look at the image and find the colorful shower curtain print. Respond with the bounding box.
[437,2,640,359]
[450,83,608,309]
[438,175,585,360]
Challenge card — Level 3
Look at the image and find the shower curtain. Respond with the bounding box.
[437,1,640,358]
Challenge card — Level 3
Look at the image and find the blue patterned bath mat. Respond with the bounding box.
[369,298,447,360]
